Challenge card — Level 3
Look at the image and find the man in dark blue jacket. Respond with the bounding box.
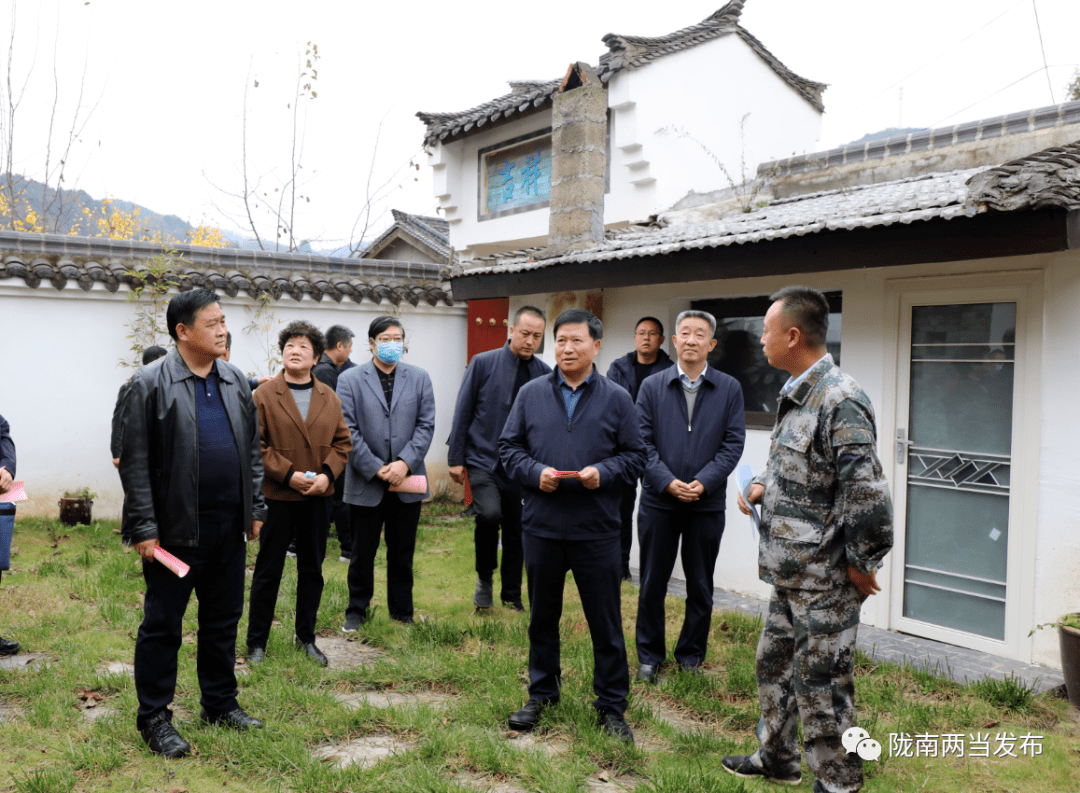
[606,317,674,580]
[634,310,745,683]
[500,308,646,744]
[448,306,550,611]
[0,412,18,656]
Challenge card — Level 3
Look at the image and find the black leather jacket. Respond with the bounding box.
[119,349,267,546]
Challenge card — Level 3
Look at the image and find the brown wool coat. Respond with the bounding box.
[253,372,352,501]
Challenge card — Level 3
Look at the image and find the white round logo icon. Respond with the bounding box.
[857,738,882,761]
[842,727,869,754]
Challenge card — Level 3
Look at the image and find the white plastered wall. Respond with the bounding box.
[432,35,822,261]
[0,283,467,521]
[508,248,1078,669]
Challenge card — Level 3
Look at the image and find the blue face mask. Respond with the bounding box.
[376,341,404,364]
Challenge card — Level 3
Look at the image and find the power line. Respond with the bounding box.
[923,68,1045,129]
[1031,0,1055,104]
[842,1,1022,119]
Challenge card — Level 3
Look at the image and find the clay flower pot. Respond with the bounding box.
[58,496,93,527]
[1059,616,1080,710]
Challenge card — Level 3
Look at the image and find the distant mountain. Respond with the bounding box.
[847,127,923,145]
[2,175,372,257]
[0,174,224,244]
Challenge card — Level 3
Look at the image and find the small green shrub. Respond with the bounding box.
[969,672,1038,712]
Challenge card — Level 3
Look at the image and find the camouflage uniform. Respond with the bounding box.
[748,355,893,793]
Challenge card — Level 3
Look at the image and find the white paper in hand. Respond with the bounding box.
[735,463,760,538]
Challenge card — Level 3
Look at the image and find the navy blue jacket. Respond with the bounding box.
[0,413,15,516]
[448,342,551,473]
[606,349,673,402]
[499,368,646,540]
[637,365,746,512]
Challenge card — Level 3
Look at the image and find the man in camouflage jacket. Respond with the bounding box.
[723,287,893,793]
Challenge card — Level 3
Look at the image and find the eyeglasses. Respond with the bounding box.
[375,335,404,343]
[635,331,661,339]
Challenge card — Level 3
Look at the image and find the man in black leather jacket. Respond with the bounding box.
[119,289,267,759]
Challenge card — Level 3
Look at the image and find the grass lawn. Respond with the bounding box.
[0,502,1077,792]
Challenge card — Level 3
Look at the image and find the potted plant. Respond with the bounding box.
[58,488,96,526]
[1032,614,1080,709]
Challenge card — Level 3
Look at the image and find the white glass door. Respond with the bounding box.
[889,286,1033,656]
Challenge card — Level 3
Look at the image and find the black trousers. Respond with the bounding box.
[618,482,639,576]
[346,491,422,622]
[247,498,330,647]
[635,503,725,667]
[467,465,524,603]
[134,510,245,723]
[523,533,630,714]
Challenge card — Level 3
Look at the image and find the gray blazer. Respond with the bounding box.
[338,360,436,506]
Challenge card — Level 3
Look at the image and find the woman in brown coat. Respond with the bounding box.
[246,321,351,667]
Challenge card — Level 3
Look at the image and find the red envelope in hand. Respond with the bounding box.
[389,475,427,494]
[553,471,580,479]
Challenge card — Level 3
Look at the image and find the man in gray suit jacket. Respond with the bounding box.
[337,316,435,630]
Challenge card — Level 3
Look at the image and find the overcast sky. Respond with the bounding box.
[4,0,1078,250]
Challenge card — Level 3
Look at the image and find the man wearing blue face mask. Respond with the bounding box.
[337,316,436,630]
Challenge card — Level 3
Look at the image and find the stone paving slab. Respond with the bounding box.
[643,569,1065,693]
[313,736,411,770]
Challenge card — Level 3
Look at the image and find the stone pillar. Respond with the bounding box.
[541,62,607,259]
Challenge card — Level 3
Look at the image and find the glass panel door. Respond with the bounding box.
[902,303,1015,640]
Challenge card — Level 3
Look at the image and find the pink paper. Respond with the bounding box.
[0,481,27,503]
[389,475,427,494]
[152,546,191,578]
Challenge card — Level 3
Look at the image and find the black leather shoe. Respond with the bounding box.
[599,709,634,744]
[508,698,552,731]
[0,636,20,656]
[721,755,801,785]
[200,706,264,731]
[246,646,265,668]
[139,711,190,759]
[473,576,493,609]
[636,663,658,684]
[296,639,328,666]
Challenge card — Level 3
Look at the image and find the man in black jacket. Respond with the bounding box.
[500,309,646,744]
[634,310,745,683]
[120,289,267,759]
[0,412,18,656]
[312,324,356,560]
[448,306,550,611]
[110,346,167,468]
[606,317,674,580]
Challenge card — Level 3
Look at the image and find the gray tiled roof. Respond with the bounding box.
[0,231,454,307]
[363,209,453,262]
[762,100,1080,179]
[417,2,825,145]
[457,168,988,276]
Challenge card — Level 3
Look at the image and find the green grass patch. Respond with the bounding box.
[0,511,1076,792]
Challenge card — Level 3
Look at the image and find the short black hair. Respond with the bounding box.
[166,289,220,342]
[635,316,664,337]
[368,315,404,340]
[325,325,354,349]
[142,346,167,366]
[278,320,326,360]
[553,308,602,341]
[513,305,546,325]
[770,286,829,348]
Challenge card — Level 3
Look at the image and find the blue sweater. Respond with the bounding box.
[637,365,746,512]
[499,368,646,539]
[447,342,551,473]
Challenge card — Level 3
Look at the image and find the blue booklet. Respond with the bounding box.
[735,463,760,538]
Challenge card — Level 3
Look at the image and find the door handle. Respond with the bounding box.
[895,428,913,464]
